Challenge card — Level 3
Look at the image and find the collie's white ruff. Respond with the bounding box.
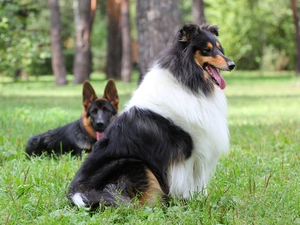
[125,65,229,198]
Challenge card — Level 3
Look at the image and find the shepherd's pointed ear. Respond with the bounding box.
[178,24,199,42]
[201,24,219,36]
[103,79,119,111]
[82,81,97,110]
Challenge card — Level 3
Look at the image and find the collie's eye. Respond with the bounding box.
[203,48,212,53]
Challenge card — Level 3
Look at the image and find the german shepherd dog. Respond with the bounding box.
[25,79,119,157]
[68,24,235,208]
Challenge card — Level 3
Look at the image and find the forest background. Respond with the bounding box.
[1,1,299,224]
[0,0,298,85]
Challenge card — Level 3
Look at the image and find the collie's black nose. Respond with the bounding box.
[228,61,235,71]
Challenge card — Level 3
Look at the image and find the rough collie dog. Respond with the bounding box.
[68,24,235,208]
[26,80,119,157]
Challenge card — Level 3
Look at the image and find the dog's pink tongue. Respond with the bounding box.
[208,66,226,90]
[96,132,104,140]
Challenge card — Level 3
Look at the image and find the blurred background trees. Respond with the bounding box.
[136,0,181,82]
[120,0,132,82]
[48,0,67,85]
[291,0,300,73]
[0,0,298,85]
[73,0,96,84]
[106,0,122,81]
[192,0,206,25]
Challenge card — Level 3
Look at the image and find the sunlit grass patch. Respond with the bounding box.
[0,71,299,224]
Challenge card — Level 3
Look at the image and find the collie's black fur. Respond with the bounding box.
[25,80,119,157]
[68,24,235,208]
[68,107,193,207]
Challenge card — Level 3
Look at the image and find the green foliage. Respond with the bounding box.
[180,0,295,71]
[204,0,294,71]
[0,1,50,77]
[0,71,299,224]
[59,0,75,44]
[0,0,110,77]
[30,50,75,75]
[91,13,108,72]
[0,0,297,79]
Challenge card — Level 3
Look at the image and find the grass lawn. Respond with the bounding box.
[0,71,299,225]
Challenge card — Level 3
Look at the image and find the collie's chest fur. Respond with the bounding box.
[125,66,229,198]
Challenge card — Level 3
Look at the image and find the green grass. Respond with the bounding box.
[0,71,299,224]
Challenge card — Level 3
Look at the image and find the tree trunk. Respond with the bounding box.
[136,0,181,82]
[192,0,206,25]
[48,0,68,85]
[121,0,132,82]
[291,0,300,74]
[73,0,96,84]
[106,0,122,80]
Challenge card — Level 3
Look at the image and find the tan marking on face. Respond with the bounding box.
[216,42,221,48]
[194,50,205,67]
[207,42,213,49]
[138,169,164,206]
[206,55,227,68]
[194,51,210,81]
[195,50,229,76]
[81,109,96,139]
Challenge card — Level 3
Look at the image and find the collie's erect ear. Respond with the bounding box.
[178,24,200,42]
[201,24,219,36]
[82,81,98,110]
[103,79,119,111]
